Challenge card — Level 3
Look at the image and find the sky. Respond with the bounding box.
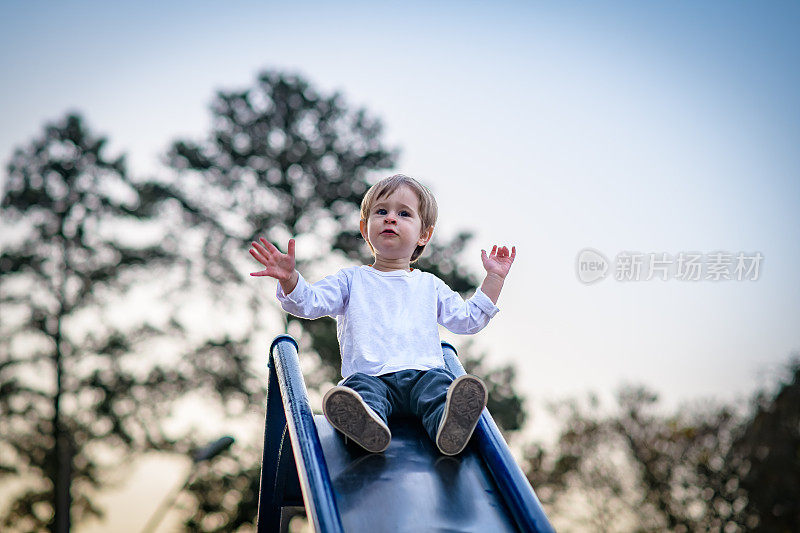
[2,1,800,530]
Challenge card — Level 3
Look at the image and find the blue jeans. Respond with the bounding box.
[340,367,456,443]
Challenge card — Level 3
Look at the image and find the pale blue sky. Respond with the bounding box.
[3,2,800,530]
[2,0,799,419]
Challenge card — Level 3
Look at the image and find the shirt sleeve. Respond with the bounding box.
[435,278,500,334]
[276,270,350,319]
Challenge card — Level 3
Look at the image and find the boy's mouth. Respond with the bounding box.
[380,229,398,235]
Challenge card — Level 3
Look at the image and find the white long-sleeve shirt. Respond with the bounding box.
[276,265,500,378]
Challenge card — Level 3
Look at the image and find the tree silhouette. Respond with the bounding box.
[162,70,399,392]
[524,388,746,531]
[524,360,800,532]
[0,114,198,532]
[733,359,800,531]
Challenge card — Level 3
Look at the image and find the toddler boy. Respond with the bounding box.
[250,174,515,455]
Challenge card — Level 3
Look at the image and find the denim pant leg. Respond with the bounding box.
[407,367,456,442]
[340,373,395,426]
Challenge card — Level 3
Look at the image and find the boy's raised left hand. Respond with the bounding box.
[481,245,516,279]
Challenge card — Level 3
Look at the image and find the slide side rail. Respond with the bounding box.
[442,341,556,533]
[257,335,344,532]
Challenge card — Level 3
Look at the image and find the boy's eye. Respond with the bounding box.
[399,211,410,217]
[376,208,387,215]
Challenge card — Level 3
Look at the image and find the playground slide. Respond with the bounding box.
[257,335,555,533]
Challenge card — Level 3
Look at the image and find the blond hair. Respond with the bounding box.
[360,174,438,262]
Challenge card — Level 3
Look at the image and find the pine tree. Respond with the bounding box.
[0,114,192,531]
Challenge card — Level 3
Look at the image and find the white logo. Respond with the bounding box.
[576,248,609,284]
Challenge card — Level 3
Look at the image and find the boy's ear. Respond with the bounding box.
[417,225,434,246]
[359,219,369,242]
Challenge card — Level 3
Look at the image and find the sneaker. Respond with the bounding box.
[435,375,488,456]
[323,386,391,453]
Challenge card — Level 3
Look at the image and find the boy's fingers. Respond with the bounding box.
[510,246,516,260]
[250,269,275,277]
[250,246,271,265]
[249,248,267,265]
[254,240,282,260]
[251,240,265,254]
[287,238,295,258]
[251,242,271,260]
[259,238,281,255]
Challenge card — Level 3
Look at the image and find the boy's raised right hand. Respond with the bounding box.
[249,238,298,294]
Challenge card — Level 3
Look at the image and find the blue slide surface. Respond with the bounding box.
[257,335,555,533]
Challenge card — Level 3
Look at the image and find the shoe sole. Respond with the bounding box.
[323,386,391,453]
[436,375,488,456]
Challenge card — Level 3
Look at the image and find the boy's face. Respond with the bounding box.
[360,185,433,264]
